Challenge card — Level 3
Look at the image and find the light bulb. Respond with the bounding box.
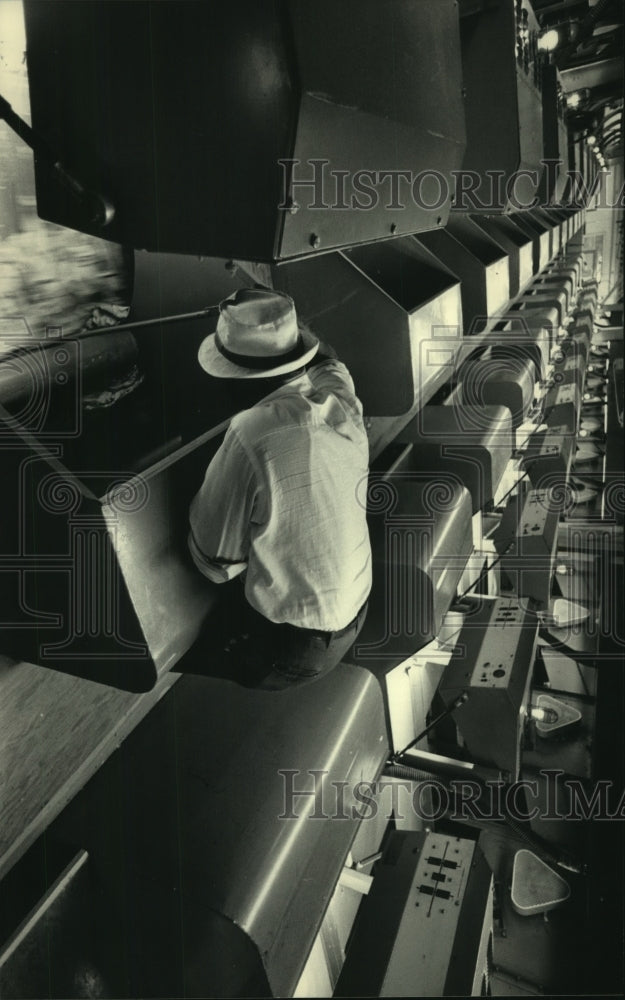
[531,705,559,724]
[537,29,560,52]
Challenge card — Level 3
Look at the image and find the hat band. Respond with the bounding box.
[215,332,305,371]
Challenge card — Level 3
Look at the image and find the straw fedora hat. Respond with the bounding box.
[198,288,319,379]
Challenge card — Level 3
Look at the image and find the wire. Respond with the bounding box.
[455,543,516,602]
[492,466,531,511]
[456,454,542,602]
[390,692,469,761]
[0,305,222,364]
[382,757,582,874]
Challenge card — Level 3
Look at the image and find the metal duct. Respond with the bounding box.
[469,214,535,296]
[23,0,466,261]
[261,236,464,415]
[396,404,514,513]
[540,64,571,205]
[459,352,535,428]
[417,217,509,334]
[47,668,388,997]
[348,473,473,674]
[459,0,545,213]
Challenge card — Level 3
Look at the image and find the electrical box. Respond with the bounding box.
[335,830,493,998]
[437,597,538,779]
[496,488,561,607]
[522,425,575,489]
[554,359,586,393]
[544,383,581,426]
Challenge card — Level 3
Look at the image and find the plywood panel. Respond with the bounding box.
[0,655,176,880]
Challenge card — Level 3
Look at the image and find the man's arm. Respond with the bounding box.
[188,427,256,583]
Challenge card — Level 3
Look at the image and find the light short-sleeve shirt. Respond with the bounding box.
[188,360,372,631]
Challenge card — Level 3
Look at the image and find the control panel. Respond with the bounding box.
[438,597,538,779]
[380,834,480,997]
[335,830,493,998]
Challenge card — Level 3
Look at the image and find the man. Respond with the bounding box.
[188,287,371,690]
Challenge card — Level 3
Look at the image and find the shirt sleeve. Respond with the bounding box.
[188,426,256,583]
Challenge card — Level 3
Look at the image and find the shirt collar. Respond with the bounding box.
[254,370,312,406]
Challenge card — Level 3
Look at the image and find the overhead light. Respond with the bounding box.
[586,134,597,145]
[537,28,560,52]
[566,91,582,109]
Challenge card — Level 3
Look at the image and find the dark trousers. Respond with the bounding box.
[180,582,368,691]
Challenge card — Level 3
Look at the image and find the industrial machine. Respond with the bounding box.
[0,325,228,690]
[488,314,550,380]
[437,596,539,780]
[544,382,582,427]
[0,0,618,996]
[396,404,514,513]
[22,0,467,260]
[335,830,494,998]
[350,472,473,671]
[259,237,464,415]
[459,351,535,428]
[416,219,509,333]
[458,0,545,213]
[522,423,575,488]
[495,487,561,607]
[0,668,389,998]
[469,214,534,296]
[512,212,553,273]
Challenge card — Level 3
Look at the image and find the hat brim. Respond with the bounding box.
[198,325,319,379]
